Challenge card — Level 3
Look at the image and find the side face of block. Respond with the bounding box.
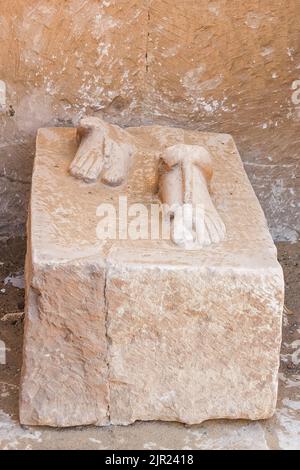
[106,264,284,425]
[20,247,109,426]
[20,127,284,426]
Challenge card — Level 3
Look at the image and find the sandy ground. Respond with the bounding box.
[0,238,299,450]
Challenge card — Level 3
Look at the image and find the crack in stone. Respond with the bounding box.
[145,3,151,74]
[103,266,111,423]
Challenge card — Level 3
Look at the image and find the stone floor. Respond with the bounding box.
[0,238,299,450]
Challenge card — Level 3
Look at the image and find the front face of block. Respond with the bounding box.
[107,265,283,425]
[20,126,284,426]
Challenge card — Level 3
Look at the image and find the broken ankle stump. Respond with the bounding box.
[20,120,284,427]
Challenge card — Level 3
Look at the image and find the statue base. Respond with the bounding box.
[20,126,284,426]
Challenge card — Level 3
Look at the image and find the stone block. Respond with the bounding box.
[20,126,284,426]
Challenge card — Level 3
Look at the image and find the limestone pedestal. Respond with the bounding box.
[20,126,284,426]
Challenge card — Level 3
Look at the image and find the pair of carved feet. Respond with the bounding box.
[159,144,226,248]
[70,117,135,186]
[69,117,226,248]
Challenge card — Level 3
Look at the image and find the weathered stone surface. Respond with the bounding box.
[20,126,284,426]
[108,266,283,425]
[0,1,300,240]
[20,258,108,426]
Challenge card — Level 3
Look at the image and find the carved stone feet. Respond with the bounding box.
[70,119,225,248]
[69,117,135,186]
[159,144,226,248]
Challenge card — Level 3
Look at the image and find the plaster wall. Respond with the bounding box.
[0,0,299,240]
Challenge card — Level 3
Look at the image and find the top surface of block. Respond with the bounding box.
[31,126,279,271]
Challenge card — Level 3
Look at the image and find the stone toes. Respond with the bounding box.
[86,155,105,181]
[206,210,226,243]
[102,171,124,187]
[70,150,105,182]
[102,159,126,186]
[70,152,91,173]
[204,219,216,244]
[213,214,226,241]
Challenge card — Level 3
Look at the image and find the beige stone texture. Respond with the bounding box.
[0,1,299,241]
[159,144,226,248]
[20,126,284,426]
